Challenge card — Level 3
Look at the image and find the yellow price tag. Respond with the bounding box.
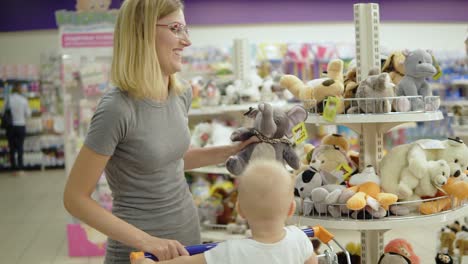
[323,96,340,122]
[191,97,202,109]
[432,55,442,81]
[337,163,354,181]
[292,122,308,144]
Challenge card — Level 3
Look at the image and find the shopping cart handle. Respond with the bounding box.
[130,226,334,262]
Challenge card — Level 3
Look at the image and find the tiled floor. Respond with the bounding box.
[0,170,466,264]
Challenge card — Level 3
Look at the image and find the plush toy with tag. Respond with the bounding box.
[380,137,468,200]
[280,59,345,113]
[225,103,307,175]
[396,49,437,111]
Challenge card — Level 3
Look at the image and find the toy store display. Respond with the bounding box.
[289,3,468,264]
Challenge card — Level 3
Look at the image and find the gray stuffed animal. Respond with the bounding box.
[396,49,437,110]
[225,103,307,175]
[347,68,395,114]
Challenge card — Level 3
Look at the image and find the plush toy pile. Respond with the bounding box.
[379,137,468,215]
[293,134,468,219]
[293,133,403,219]
[281,49,441,115]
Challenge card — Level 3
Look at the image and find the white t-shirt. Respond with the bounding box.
[205,225,313,264]
[7,93,31,126]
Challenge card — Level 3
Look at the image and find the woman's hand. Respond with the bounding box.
[232,135,260,154]
[141,236,189,261]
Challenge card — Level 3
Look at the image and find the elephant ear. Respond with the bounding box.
[243,107,259,119]
[285,105,308,138]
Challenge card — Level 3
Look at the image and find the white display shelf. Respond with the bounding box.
[306,111,443,136]
[291,205,468,231]
[306,111,443,125]
[188,165,229,175]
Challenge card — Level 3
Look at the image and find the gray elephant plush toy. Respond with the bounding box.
[396,49,437,110]
[225,103,308,176]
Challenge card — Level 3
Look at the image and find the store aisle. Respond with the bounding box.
[0,170,103,264]
[0,170,465,264]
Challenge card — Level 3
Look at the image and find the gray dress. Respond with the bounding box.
[84,87,200,263]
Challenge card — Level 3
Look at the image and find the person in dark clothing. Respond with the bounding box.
[5,83,31,175]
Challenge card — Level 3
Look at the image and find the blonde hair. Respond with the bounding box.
[238,160,294,222]
[111,0,185,100]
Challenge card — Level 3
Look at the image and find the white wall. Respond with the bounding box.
[0,30,58,65]
[0,23,466,65]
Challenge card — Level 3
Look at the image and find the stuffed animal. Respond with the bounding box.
[191,122,213,148]
[455,225,468,258]
[346,182,398,213]
[226,103,307,175]
[349,165,381,186]
[343,66,359,111]
[294,166,345,215]
[435,252,454,264]
[419,176,468,215]
[384,238,420,264]
[382,51,406,85]
[396,49,437,111]
[309,144,357,185]
[439,227,457,256]
[347,69,396,114]
[201,80,221,106]
[378,252,411,264]
[397,159,450,200]
[341,166,398,218]
[380,137,468,199]
[321,133,349,152]
[280,59,345,113]
[226,215,248,235]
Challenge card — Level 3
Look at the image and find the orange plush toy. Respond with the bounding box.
[419,175,468,215]
[346,182,398,212]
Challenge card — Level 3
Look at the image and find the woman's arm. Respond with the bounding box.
[183,136,258,170]
[64,146,188,260]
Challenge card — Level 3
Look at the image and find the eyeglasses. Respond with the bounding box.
[156,22,190,39]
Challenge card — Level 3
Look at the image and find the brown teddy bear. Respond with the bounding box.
[382,51,406,85]
[280,59,345,113]
[343,66,359,111]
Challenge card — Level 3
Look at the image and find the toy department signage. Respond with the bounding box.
[56,9,116,49]
[62,32,113,48]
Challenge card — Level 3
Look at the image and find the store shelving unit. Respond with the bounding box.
[290,3,468,264]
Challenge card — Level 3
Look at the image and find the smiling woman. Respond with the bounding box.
[111,0,189,101]
[62,1,259,263]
